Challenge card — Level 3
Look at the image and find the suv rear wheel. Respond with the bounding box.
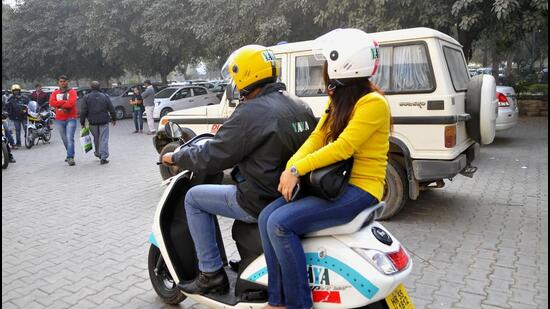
[378,159,408,220]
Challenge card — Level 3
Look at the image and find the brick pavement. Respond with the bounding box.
[2,117,547,308]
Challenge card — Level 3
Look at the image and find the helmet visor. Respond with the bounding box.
[221,50,238,81]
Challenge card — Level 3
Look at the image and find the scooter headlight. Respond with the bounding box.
[354,245,410,275]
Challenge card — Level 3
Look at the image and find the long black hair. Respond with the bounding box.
[321,61,384,144]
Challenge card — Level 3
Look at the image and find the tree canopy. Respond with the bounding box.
[2,0,547,86]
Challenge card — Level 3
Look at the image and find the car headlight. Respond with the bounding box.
[354,246,410,275]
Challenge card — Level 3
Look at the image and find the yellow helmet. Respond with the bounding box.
[221,45,279,94]
[11,84,21,91]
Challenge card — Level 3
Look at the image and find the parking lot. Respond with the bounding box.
[2,117,548,308]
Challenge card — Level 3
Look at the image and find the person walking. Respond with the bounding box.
[142,80,156,135]
[49,75,78,166]
[79,81,116,165]
[130,86,144,133]
[5,84,29,148]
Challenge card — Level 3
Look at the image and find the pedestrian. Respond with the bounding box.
[79,81,116,165]
[2,111,16,163]
[5,84,29,148]
[142,80,156,135]
[49,75,78,166]
[130,86,144,133]
[258,29,391,309]
[31,83,50,111]
[161,45,316,295]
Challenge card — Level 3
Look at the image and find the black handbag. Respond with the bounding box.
[301,158,354,201]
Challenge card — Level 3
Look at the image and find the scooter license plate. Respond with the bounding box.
[385,283,414,309]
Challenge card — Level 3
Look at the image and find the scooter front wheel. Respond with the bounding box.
[148,244,187,304]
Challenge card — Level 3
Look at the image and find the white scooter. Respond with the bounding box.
[148,123,414,309]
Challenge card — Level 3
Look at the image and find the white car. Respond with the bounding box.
[495,85,519,131]
[149,86,219,120]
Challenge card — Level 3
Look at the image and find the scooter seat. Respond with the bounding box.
[304,202,384,237]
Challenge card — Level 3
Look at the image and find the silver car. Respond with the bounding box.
[149,86,219,120]
[495,85,519,131]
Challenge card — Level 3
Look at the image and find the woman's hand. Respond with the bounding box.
[278,169,300,202]
[162,152,174,166]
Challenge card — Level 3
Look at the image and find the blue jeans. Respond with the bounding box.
[258,185,378,309]
[3,121,15,146]
[133,108,143,131]
[56,118,77,158]
[12,119,26,146]
[185,184,256,272]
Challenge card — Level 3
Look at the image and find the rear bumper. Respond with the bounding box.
[496,108,519,131]
[412,143,479,181]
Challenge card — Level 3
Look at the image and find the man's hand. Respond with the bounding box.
[278,169,300,202]
[162,152,174,166]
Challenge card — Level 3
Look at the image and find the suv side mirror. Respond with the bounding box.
[165,122,183,138]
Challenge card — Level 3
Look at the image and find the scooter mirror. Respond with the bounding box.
[226,81,240,108]
[165,122,183,139]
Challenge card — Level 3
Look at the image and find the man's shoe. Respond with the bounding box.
[147,131,156,135]
[132,130,138,133]
[177,268,229,295]
[67,158,75,166]
[100,159,109,165]
[9,157,16,163]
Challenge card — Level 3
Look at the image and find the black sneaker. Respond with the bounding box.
[100,159,109,165]
[9,157,16,163]
[177,268,229,295]
[67,158,75,166]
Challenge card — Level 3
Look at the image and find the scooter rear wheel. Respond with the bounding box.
[148,244,187,304]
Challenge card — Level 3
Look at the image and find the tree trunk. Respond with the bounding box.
[160,73,168,85]
[482,47,488,67]
[505,53,514,84]
[491,46,499,84]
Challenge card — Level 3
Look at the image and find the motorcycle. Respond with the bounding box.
[2,114,12,169]
[148,122,414,309]
[25,101,55,149]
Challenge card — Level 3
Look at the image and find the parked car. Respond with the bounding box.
[153,27,499,220]
[106,83,167,120]
[495,85,519,131]
[148,85,220,120]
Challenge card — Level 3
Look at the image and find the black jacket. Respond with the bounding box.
[5,95,29,120]
[173,83,317,217]
[80,90,116,125]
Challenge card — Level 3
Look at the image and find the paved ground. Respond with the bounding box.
[2,117,548,309]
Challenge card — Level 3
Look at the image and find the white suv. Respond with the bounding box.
[153,28,498,219]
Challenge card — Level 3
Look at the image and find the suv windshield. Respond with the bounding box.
[155,87,179,99]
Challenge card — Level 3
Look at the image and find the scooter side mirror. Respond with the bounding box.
[165,122,183,139]
[225,81,240,108]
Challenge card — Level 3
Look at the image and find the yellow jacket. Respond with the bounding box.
[286,91,391,201]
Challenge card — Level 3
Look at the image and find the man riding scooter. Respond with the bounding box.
[161,45,317,295]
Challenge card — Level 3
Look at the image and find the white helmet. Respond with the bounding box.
[312,28,380,82]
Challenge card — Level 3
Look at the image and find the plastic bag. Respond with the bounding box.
[80,127,93,153]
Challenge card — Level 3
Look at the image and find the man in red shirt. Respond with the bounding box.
[49,75,78,166]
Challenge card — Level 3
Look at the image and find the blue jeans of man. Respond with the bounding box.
[56,118,77,158]
[133,108,143,131]
[12,119,26,146]
[89,124,110,160]
[185,184,256,273]
[3,121,15,146]
[258,185,378,309]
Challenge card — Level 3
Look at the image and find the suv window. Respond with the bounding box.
[371,43,435,93]
[193,87,207,96]
[172,88,191,100]
[295,55,327,97]
[443,46,470,92]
